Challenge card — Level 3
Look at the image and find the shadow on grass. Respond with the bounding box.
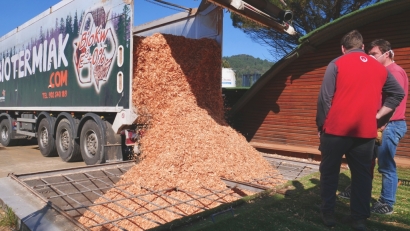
[149,169,410,231]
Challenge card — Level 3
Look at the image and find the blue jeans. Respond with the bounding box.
[377,120,407,207]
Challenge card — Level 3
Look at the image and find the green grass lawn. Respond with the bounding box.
[151,166,410,231]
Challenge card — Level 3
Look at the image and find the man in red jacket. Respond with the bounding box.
[316,30,404,230]
[338,39,408,215]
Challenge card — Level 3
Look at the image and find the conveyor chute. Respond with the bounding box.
[207,0,296,35]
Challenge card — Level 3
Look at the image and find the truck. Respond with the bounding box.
[0,0,295,165]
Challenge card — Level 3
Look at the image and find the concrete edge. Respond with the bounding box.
[0,177,83,231]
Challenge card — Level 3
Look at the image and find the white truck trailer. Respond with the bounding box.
[0,0,294,165]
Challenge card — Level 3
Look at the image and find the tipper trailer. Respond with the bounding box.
[0,0,295,165]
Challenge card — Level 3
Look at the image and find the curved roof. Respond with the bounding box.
[229,0,410,116]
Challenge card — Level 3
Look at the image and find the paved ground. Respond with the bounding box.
[0,142,86,178]
[264,154,319,180]
[0,142,320,179]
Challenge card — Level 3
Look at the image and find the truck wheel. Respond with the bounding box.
[80,120,105,165]
[56,119,81,162]
[37,118,58,157]
[0,119,13,146]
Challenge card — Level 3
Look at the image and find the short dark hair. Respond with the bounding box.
[368,39,393,58]
[340,30,363,50]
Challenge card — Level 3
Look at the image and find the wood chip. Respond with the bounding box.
[78,33,285,230]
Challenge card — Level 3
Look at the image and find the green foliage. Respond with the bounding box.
[230,0,383,60]
[222,59,231,68]
[117,5,131,47]
[65,14,73,35]
[73,11,79,36]
[223,54,274,87]
[0,206,17,229]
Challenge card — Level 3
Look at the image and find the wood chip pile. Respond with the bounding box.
[79,33,285,230]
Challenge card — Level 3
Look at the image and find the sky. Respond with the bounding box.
[0,0,273,61]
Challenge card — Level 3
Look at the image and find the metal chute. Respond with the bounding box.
[207,0,296,35]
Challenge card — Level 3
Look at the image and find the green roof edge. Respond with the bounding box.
[298,0,392,44]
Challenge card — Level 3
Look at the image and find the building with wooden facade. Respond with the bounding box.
[230,0,410,166]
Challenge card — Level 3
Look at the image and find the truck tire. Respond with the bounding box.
[80,120,105,165]
[56,119,81,162]
[0,119,13,146]
[37,118,58,157]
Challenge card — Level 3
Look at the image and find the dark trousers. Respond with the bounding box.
[319,133,374,220]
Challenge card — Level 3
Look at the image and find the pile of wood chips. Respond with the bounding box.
[78,33,285,230]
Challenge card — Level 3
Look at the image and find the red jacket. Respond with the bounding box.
[316,50,404,138]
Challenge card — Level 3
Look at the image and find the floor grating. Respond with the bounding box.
[11,156,319,230]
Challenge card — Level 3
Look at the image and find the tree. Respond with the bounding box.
[60,18,65,34]
[222,59,231,68]
[223,55,274,87]
[231,0,382,61]
[39,26,45,43]
[65,14,73,35]
[73,11,79,36]
[117,5,131,47]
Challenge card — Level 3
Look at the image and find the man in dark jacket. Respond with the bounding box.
[316,30,404,231]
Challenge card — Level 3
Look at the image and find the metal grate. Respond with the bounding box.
[263,155,319,180]
[12,163,242,230]
[10,156,320,230]
[399,179,410,186]
[82,187,241,230]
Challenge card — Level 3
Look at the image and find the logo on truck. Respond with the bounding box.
[73,7,117,92]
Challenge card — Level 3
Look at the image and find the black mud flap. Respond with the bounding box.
[104,144,123,163]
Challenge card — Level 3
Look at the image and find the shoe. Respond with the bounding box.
[371,199,383,209]
[371,200,393,215]
[343,216,367,231]
[321,212,336,227]
[338,185,351,199]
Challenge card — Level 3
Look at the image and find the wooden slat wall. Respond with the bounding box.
[233,11,410,163]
